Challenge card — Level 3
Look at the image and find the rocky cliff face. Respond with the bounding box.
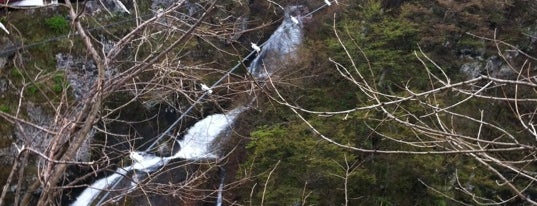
[1,0,537,205]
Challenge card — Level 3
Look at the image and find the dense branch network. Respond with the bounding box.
[0,0,262,205]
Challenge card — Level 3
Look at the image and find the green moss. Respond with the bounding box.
[52,74,66,93]
[45,15,70,34]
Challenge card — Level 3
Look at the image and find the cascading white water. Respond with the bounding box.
[71,4,307,205]
[71,107,244,205]
[216,168,226,206]
[216,181,224,206]
[248,5,307,79]
[172,107,243,159]
[71,167,132,206]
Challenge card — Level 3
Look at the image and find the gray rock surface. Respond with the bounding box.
[460,55,517,80]
[56,53,98,100]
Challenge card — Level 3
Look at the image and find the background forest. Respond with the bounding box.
[0,0,537,205]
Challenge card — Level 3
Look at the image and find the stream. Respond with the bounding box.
[70,5,307,205]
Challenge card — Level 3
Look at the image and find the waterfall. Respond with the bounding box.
[248,5,307,79]
[172,107,242,159]
[71,107,244,205]
[71,167,132,206]
[71,4,307,205]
